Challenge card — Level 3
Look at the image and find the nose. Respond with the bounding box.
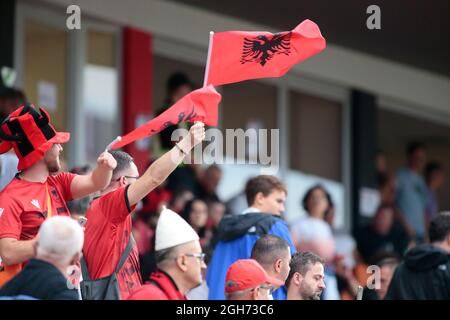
[319,280,326,289]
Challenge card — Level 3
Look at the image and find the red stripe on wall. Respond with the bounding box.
[121,27,153,173]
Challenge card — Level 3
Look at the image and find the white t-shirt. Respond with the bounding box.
[290,216,333,242]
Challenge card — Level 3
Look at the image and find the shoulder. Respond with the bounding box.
[0,179,23,207]
[0,177,21,194]
[99,187,130,210]
[48,172,77,183]
[128,283,167,300]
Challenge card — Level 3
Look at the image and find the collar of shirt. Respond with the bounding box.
[241,207,261,215]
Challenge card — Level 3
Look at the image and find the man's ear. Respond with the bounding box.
[176,255,189,272]
[254,192,265,206]
[252,287,260,300]
[70,252,81,266]
[294,272,302,286]
[274,259,282,273]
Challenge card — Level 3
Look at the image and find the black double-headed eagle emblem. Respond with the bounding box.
[241,31,292,66]
[150,105,198,134]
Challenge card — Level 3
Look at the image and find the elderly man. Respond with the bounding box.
[251,235,291,299]
[224,259,283,300]
[0,216,84,299]
[286,251,326,300]
[127,208,207,300]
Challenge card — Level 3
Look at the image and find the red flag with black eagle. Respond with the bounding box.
[205,19,326,86]
[111,85,221,149]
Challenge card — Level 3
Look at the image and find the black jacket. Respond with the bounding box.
[385,244,450,300]
[0,259,79,300]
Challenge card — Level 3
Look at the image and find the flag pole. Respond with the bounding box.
[203,31,214,87]
[105,136,122,152]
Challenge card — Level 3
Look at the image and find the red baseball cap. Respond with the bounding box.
[225,259,284,293]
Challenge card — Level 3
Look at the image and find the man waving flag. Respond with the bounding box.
[204,19,326,86]
[111,85,221,149]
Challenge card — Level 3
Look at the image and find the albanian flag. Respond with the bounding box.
[111,85,221,149]
[205,19,326,86]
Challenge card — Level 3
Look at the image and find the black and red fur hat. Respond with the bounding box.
[0,104,70,170]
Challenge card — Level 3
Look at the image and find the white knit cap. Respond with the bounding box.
[155,207,199,251]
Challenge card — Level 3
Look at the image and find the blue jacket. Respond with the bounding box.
[206,212,296,300]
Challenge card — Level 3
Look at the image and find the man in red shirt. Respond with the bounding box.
[0,105,116,285]
[127,206,207,300]
[83,122,205,300]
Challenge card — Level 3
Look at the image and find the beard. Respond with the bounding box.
[311,290,323,300]
[300,283,323,300]
[45,157,61,173]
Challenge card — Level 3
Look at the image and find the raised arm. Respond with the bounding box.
[127,122,205,206]
[70,152,117,200]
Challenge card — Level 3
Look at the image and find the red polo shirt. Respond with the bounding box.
[0,173,76,241]
[83,186,142,300]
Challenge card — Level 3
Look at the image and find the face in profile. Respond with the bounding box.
[179,240,207,289]
[279,247,292,283]
[299,262,326,300]
[259,190,286,215]
[377,265,395,300]
[44,144,63,173]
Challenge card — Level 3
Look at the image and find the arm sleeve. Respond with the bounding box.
[53,172,77,201]
[0,194,22,239]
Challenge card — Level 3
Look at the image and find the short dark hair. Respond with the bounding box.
[0,88,27,105]
[368,250,401,267]
[301,184,329,213]
[406,141,425,157]
[251,235,290,268]
[0,88,27,119]
[429,212,450,243]
[286,251,324,288]
[245,175,287,206]
[205,164,221,175]
[109,150,134,179]
[166,72,193,93]
[425,161,443,182]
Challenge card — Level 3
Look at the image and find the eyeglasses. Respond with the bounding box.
[184,253,206,263]
[258,284,275,294]
[115,175,139,181]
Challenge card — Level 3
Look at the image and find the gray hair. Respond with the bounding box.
[36,216,84,265]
